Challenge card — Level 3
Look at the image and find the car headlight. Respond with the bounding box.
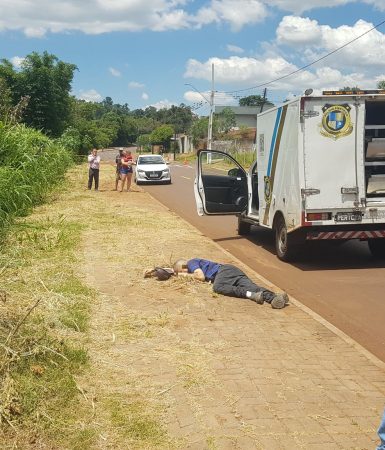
[138,170,146,175]
[162,168,170,174]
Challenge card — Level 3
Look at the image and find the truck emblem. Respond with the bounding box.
[320,104,353,139]
[264,176,272,204]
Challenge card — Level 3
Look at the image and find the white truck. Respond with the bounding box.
[194,89,385,261]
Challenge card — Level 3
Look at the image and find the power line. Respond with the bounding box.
[224,18,385,95]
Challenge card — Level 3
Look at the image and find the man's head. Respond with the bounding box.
[173,259,188,273]
[92,148,97,156]
[127,150,132,156]
[119,149,123,156]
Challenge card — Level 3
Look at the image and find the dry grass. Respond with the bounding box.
[0,161,247,449]
[0,171,97,448]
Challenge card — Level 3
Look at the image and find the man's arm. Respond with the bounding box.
[177,268,205,282]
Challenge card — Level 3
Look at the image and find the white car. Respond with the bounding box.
[134,154,171,185]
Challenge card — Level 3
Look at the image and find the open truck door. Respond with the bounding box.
[194,150,248,216]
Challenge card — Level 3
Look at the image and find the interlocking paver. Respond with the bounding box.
[82,187,385,449]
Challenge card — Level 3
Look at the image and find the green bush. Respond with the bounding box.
[0,122,73,233]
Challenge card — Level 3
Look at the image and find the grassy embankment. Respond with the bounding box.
[0,125,176,449]
[0,123,94,448]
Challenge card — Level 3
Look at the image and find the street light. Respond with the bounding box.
[184,67,215,150]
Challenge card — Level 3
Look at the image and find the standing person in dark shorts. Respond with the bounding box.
[173,258,289,309]
[114,148,123,191]
[119,150,134,192]
[87,148,101,190]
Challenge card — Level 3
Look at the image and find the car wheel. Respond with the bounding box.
[275,216,302,262]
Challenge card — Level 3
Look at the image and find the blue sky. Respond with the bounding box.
[1,0,385,114]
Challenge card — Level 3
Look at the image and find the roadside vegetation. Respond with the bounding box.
[0,163,180,449]
[0,178,92,448]
[0,122,74,237]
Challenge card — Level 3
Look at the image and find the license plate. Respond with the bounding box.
[335,212,362,222]
[149,173,158,178]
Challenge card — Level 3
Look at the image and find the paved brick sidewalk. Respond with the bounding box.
[81,176,385,450]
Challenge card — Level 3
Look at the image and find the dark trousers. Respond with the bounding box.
[212,264,275,303]
[88,168,99,190]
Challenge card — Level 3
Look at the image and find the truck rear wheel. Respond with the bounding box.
[275,217,300,261]
[368,239,385,259]
[238,217,251,235]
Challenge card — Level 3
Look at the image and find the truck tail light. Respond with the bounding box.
[306,212,332,221]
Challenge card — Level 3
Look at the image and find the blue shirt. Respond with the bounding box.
[187,258,221,282]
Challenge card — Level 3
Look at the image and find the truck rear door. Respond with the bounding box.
[303,97,365,209]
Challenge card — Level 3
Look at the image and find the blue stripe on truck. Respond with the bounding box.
[267,107,282,176]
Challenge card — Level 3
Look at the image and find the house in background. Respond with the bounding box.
[215,105,273,129]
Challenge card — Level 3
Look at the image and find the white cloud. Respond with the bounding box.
[0,0,270,36]
[277,17,385,70]
[129,81,145,88]
[276,16,321,45]
[148,99,175,109]
[142,92,149,100]
[268,0,385,13]
[267,0,351,14]
[0,0,191,36]
[183,90,210,104]
[109,67,121,77]
[193,0,268,31]
[227,44,244,54]
[78,89,102,102]
[365,0,385,9]
[185,56,298,84]
[0,0,383,37]
[184,54,380,97]
[24,27,47,38]
[10,56,25,68]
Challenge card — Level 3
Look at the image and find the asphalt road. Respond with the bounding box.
[141,162,385,362]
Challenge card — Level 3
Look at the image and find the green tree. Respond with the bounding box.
[57,126,82,153]
[0,59,19,106]
[215,107,236,133]
[158,104,195,134]
[377,81,385,89]
[15,52,77,136]
[190,117,209,147]
[149,125,174,150]
[114,116,139,146]
[239,95,274,108]
[0,78,13,120]
[137,134,151,152]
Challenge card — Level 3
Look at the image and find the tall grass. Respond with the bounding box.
[0,122,73,235]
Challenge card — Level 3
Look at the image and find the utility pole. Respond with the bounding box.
[207,63,215,150]
[260,88,267,113]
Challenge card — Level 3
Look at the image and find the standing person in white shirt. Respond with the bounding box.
[87,148,101,190]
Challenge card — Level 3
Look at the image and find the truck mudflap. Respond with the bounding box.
[307,230,385,240]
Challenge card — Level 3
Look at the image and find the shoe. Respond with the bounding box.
[271,292,289,309]
[250,292,264,304]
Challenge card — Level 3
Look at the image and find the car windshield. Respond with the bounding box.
[138,156,164,165]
